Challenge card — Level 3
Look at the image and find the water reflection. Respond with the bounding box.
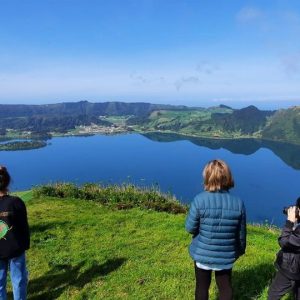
[143,132,300,170]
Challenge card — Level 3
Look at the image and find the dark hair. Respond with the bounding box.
[0,166,11,192]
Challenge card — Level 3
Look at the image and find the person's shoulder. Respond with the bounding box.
[194,191,209,201]
[227,192,244,210]
[228,192,242,201]
[6,195,25,208]
[193,191,211,206]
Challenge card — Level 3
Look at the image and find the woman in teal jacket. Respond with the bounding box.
[186,159,246,300]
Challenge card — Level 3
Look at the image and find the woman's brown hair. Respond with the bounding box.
[0,166,11,192]
[203,159,234,192]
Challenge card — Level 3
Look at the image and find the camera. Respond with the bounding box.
[283,206,300,217]
[283,197,300,217]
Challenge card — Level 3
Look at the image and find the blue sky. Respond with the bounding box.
[1,0,300,107]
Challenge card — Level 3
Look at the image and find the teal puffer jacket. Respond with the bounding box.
[185,190,246,270]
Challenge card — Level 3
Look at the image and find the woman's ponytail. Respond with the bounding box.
[0,166,11,192]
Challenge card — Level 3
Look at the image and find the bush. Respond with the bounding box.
[32,182,187,214]
[33,183,80,199]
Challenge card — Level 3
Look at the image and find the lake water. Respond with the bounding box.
[1,133,300,226]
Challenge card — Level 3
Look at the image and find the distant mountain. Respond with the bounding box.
[0,100,299,145]
[210,105,274,134]
[262,106,300,145]
[130,104,275,138]
[219,104,232,109]
[0,101,186,133]
[0,101,186,118]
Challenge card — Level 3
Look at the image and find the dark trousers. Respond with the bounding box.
[268,271,300,300]
[194,263,232,300]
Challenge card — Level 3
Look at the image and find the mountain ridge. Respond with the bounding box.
[0,101,299,145]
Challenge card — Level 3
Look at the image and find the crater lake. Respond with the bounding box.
[1,133,300,225]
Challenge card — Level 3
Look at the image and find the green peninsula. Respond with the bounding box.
[0,140,47,151]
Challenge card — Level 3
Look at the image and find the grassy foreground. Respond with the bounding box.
[10,191,290,299]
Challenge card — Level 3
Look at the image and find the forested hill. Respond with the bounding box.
[262,106,300,145]
[0,101,186,118]
[0,100,300,145]
[0,101,186,134]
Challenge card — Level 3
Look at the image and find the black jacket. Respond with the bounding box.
[275,220,300,280]
[0,195,30,259]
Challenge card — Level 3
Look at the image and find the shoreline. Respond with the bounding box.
[1,128,300,151]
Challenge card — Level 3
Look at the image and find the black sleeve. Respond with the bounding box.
[278,221,300,251]
[13,197,30,250]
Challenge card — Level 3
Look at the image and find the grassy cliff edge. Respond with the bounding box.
[13,184,290,300]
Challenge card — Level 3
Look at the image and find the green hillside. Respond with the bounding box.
[1,101,300,145]
[129,106,233,137]
[130,105,273,139]
[11,185,292,300]
[262,106,300,145]
[0,101,185,134]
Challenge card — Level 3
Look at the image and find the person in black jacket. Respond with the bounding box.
[0,166,30,300]
[268,204,300,300]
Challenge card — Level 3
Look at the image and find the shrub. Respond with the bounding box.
[32,182,187,214]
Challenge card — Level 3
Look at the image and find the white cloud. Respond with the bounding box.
[195,61,219,75]
[174,76,200,91]
[1,58,300,104]
[236,7,263,23]
[129,72,165,86]
[281,52,300,77]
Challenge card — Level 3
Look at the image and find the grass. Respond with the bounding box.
[100,115,133,126]
[9,188,292,299]
[134,108,255,139]
[32,183,187,214]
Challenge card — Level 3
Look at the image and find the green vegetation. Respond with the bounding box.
[131,108,232,137]
[99,115,133,126]
[262,106,300,145]
[9,185,291,299]
[0,140,47,151]
[1,100,300,145]
[32,183,187,214]
[1,130,50,140]
[0,101,174,135]
[131,105,273,139]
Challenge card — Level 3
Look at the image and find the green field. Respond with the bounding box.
[1,103,300,145]
[100,115,133,126]
[8,190,293,299]
[132,107,237,138]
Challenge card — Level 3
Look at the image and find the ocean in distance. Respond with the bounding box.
[1,133,300,226]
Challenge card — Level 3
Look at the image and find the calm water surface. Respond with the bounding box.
[1,133,300,225]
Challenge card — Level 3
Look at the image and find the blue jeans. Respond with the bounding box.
[0,253,28,300]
